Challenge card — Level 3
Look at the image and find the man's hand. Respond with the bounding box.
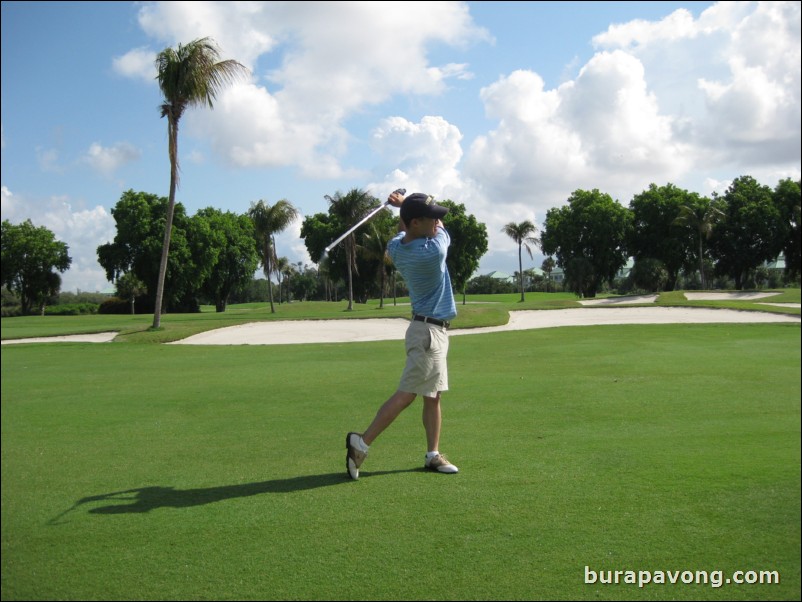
[387,189,405,208]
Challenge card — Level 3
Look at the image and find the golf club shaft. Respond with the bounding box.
[324,201,391,254]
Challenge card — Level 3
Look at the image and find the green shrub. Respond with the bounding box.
[44,303,99,316]
[1,305,22,318]
[98,297,131,315]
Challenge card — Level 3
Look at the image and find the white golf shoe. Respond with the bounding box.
[424,453,459,474]
[345,432,368,480]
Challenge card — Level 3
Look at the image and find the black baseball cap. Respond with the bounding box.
[400,193,449,223]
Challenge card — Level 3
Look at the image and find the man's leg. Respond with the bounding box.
[348,390,415,480]
[422,392,441,452]
[362,390,417,445]
[422,392,458,474]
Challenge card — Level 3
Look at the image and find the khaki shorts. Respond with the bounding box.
[398,320,449,397]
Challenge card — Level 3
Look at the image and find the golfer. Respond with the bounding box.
[346,190,459,479]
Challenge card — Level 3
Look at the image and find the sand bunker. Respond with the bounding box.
[1,332,119,345]
[171,306,798,346]
[3,293,798,346]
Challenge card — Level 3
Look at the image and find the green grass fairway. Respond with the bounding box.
[2,323,800,600]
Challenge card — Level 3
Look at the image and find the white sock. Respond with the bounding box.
[357,436,370,453]
[426,451,439,460]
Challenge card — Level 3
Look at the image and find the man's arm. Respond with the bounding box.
[387,190,407,232]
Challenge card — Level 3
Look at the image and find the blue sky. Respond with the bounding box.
[2,1,800,293]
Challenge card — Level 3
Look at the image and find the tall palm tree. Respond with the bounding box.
[317,255,334,301]
[325,188,377,311]
[248,200,299,313]
[673,199,724,289]
[502,221,539,302]
[285,263,297,302]
[152,37,248,328]
[275,256,289,304]
[359,222,395,309]
[280,258,296,303]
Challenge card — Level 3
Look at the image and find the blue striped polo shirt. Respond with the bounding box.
[387,227,457,322]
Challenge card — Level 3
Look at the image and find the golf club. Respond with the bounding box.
[321,188,406,259]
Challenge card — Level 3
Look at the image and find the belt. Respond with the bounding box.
[413,315,450,329]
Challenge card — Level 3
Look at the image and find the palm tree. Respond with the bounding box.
[151,37,248,328]
[275,256,289,304]
[502,221,539,302]
[116,272,147,315]
[317,255,334,301]
[673,199,724,289]
[248,200,300,313]
[281,260,296,303]
[325,188,377,311]
[359,222,395,309]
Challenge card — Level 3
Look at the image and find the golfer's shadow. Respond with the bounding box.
[66,469,421,517]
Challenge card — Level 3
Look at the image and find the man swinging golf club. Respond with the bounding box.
[346,190,459,479]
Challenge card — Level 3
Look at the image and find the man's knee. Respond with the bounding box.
[423,392,441,405]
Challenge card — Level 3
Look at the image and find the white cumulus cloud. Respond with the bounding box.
[83,142,142,176]
[1,186,116,293]
[128,0,489,178]
[112,47,157,84]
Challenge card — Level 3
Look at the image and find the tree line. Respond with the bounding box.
[498,175,799,300]
[0,186,490,316]
[91,187,487,315]
[3,173,797,316]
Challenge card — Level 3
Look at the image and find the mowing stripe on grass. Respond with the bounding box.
[2,323,799,600]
